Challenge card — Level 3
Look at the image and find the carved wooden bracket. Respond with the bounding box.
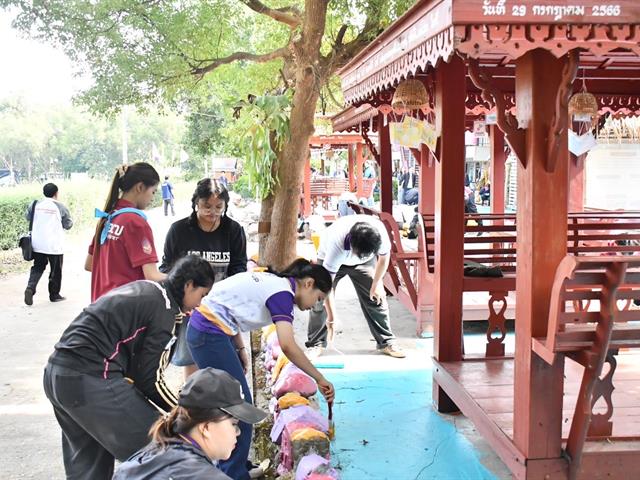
[546,50,580,173]
[361,129,379,164]
[467,58,527,167]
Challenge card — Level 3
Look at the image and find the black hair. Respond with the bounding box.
[164,255,215,307]
[93,162,160,254]
[164,175,169,180]
[43,183,58,198]
[189,178,230,226]
[150,406,229,447]
[269,258,332,294]
[349,222,382,258]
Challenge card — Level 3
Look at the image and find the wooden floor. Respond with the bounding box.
[438,353,640,441]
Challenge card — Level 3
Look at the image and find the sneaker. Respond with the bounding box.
[24,288,34,306]
[379,344,406,358]
[50,295,66,303]
[305,345,325,359]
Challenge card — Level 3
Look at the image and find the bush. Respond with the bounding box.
[0,180,113,250]
[231,175,255,199]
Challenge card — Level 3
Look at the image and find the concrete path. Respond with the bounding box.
[0,201,511,479]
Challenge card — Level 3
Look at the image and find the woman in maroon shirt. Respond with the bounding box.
[86,162,165,301]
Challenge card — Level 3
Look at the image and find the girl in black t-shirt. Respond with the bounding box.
[160,178,247,378]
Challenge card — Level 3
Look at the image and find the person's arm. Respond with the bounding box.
[159,224,178,273]
[84,254,93,272]
[275,321,335,402]
[232,333,249,374]
[369,254,390,304]
[227,223,248,276]
[142,263,167,282]
[57,203,73,230]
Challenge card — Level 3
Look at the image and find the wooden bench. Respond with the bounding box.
[304,177,349,211]
[531,256,640,479]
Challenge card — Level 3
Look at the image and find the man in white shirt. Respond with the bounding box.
[306,215,405,358]
[24,183,73,305]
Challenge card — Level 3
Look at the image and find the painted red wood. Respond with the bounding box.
[569,153,586,212]
[490,125,506,214]
[356,143,364,198]
[420,145,436,215]
[348,145,355,192]
[378,112,393,214]
[513,49,570,459]
[433,55,466,363]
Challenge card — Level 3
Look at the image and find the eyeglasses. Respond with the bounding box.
[197,204,226,214]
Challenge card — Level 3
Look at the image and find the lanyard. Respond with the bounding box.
[178,433,203,451]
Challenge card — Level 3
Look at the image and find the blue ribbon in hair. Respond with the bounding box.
[95,207,147,245]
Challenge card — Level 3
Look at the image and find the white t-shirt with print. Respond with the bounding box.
[317,215,390,274]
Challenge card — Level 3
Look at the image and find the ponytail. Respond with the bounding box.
[149,405,229,447]
[93,162,160,254]
[269,258,332,293]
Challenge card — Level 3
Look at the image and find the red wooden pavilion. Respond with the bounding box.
[332,1,640,478]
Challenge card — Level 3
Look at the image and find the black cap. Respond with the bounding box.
[179,368,267,424]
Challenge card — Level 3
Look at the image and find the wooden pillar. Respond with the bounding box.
[419,145,436,215]
[489,125,506,214]
[513,49,568,459]
[568,153,585,212]
[433,55,466,411]
[356,142,364,198]
[378,112,393,213]
[348,145,355,192]
[303,153,312,216]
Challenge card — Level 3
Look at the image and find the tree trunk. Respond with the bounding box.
[261,0,328,270]
[258,194,275,262]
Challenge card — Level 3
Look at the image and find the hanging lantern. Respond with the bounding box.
[391,79,429,112]
[569,91,599,126]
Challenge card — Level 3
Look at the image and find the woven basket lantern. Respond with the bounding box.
[569,91,598,123]
[392,79,429,111]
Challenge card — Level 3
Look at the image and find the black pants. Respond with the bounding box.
[306,258,395,349]
[43,364,161,480]
[27,252,63,298]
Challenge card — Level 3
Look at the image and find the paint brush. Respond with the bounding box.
[328,400,335,440]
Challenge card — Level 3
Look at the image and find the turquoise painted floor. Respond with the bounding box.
[319,350,499,480]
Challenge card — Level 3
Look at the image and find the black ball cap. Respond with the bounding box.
[179,367,267,425]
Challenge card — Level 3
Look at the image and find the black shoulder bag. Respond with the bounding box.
[18,200,38,261]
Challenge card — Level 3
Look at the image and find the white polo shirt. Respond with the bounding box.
[317,215,390,274]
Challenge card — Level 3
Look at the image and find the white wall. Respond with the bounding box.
[585,143,640,210]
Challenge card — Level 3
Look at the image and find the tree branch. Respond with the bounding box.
[190,47,289,77]
[240,0,301,28]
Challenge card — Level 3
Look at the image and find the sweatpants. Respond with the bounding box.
[306,257,396,349]
[43,363,160,480]
[27,252,63,298]
[187,326,253,480]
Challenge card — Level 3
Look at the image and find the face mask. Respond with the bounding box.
[568,129,598,156]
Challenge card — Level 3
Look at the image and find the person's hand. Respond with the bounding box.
[317,377,335,403]
[369,282,385,305]
[237,347,250,374]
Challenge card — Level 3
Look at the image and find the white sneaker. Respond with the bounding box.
[306,346,325,359]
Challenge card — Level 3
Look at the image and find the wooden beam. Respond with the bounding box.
[419,144,435,215]
[513,48,569,460]
[490,125,506,214]
[433,55,466,411]
[378,112,393,213]
[568,153,586,212]
[348,145,355,192]
[356,143,364,198]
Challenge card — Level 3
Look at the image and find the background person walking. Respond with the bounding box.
[162,175,175,216]
[24,182,73,305]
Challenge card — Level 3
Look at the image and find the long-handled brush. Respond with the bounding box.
[328,399,335,441]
